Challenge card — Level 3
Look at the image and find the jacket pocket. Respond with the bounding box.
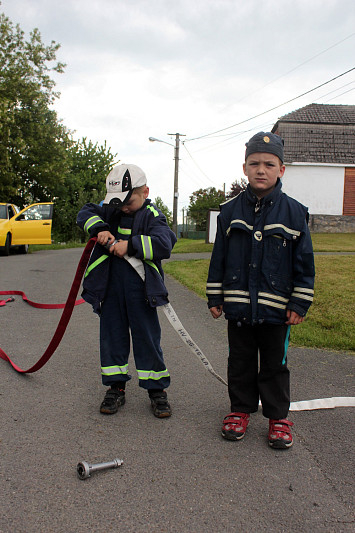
[264,233,293,272]
[269,273,292,295]
[223,268,241,287]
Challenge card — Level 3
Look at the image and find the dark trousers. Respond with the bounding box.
[100,257,170,390]
[227,321,291,419]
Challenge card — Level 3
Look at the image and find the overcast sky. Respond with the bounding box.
[2,0,355,218]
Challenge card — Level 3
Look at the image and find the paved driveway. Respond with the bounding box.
[0,248,354,532]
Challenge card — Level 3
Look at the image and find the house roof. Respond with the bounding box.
[272,104,355,164]
[273,103,355,125]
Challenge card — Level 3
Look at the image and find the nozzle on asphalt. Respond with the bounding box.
[77,458,123,480]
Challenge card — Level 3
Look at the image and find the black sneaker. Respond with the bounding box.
[149,391,171,418]
[100,388,126,414]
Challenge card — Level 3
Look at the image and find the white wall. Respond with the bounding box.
[207,210,219,243]
[281,165,344,215]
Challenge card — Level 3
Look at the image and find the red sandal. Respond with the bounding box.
[268,419,294,449]
[222,412,250,440]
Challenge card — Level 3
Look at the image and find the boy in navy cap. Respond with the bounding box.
[77,164,176,418]
[206,132,315,448]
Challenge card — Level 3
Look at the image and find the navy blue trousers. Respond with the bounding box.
[100,257,170,390]
[227,321,291,419]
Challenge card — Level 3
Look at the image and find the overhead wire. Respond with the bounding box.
[314,80,355,100]
[226,32,355,108]
[168,36,355,215]
[181,143,219,186]
[323,86,355,103]
[189,121,275,154]
[190,79,355,154]
[186,67,355,142]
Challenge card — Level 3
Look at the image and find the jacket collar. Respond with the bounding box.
[246,178,282,206]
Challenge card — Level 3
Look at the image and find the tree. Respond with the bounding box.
[226,178,248,199]
[188,187,225,231]
[0,12,70,205]
[0,12,118,242]
[154,196,172,228]
[53,137,117,241]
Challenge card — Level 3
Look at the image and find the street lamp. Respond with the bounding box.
[149,133,185,236]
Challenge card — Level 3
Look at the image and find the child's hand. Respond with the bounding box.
[97,231,115,247]
[110,239,128,258]
[285,309,304,325]
[210,305,223,319]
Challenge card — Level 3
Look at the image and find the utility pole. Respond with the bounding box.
[168,133,185,236]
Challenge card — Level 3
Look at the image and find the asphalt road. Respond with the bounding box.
[0,248,354,533]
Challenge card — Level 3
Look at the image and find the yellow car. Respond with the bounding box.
[0,202,53,255]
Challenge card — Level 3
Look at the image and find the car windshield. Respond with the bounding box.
[0,205,7,219]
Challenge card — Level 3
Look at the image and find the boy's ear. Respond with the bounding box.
[144,186,149,198]
[242,162,247,176]
[279,164,286,178]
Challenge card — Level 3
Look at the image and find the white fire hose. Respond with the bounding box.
[124,254,355,412]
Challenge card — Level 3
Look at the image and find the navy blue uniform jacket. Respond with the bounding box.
[77,199,177,314]
[206,179,315,325]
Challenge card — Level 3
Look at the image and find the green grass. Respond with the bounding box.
[172,238,214,253]
[290,256,355,352]
[164,256,355,354]
[27,233,355,254]
[311,233,355,252]
[172,234,355,253]
[28,241,86,252]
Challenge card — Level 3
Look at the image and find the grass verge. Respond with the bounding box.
[164,255,355,354]
[27,233,354,254]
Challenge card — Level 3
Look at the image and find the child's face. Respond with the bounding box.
[121,186,149,214]
[243,153,285,199]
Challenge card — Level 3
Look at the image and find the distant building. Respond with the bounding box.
[272,103,355,215]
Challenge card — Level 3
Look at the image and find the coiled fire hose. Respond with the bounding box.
[0,238,354,411]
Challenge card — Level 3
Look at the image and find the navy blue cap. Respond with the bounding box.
[245,132,284,163]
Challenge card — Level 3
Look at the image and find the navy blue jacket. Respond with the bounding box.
[77,199,177,314]
[206,179,315,325]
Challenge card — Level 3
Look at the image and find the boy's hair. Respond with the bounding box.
[245,132,284,163]
[133,184,148,194]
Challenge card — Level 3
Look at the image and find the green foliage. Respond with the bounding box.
[226,178,248,199]
[154,196,172,228]
[0,12,70,206]
[53,137,117,241]
[0,11,118,242]
[188,187,225,230]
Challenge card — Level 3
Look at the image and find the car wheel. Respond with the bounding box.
[3,233,11,255]
[19,244,29,254]
[0,233,11,256]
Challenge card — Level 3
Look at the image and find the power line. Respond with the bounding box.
[316,80,354,100]
[181,143,219,186]
[227,32,355,108]
[194,80,355,153]
[190,121,274,154]
[186,67,355,142]
[323,86,355,103]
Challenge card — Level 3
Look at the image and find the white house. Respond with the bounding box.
[272,103,355,216]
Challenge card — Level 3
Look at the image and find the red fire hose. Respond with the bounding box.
[0,238,96,373]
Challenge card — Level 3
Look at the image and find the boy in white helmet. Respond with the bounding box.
[77,164,176,417]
